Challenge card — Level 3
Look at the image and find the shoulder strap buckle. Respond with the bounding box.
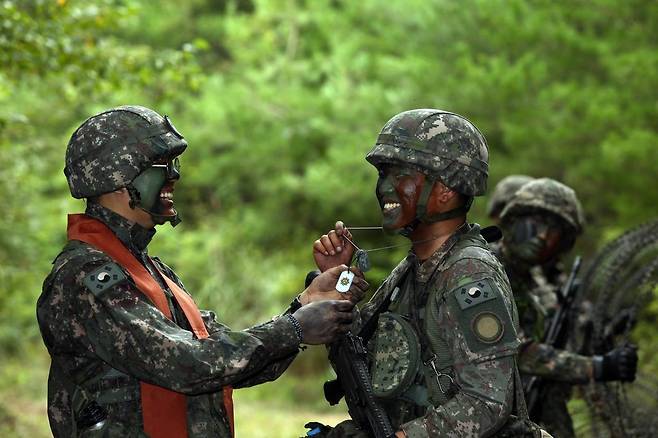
[424,354,454,395]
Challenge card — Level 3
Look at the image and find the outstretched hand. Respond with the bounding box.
[293,300,355,345]
[313,221,356,272]
[300,265,369,305]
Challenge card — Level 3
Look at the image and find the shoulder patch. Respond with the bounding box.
[83,263,128,296]
[453,278,498,310]
[449,278,518,353]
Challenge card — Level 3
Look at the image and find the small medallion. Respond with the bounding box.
[335,270,355,293]
[355,249,371,272]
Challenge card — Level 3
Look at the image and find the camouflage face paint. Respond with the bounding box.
[506,215,563,264]
[131,167,166,211]
[375,164,426,232]
[130,157,181,223]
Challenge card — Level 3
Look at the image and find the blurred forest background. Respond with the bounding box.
[0,0,656,436]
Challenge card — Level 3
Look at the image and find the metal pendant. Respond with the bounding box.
[355,249,371,273]
[335,270,355,293]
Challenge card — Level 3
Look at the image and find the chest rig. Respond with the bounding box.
[369,232,492,409]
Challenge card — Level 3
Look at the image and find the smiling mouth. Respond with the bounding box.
[383,202,401,213]
[159,187,175,208]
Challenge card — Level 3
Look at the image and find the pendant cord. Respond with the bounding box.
[342,226,453,253]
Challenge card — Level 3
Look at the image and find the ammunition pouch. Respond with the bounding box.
[370,312,421,400]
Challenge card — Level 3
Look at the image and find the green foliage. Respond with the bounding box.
[0,0,656,435]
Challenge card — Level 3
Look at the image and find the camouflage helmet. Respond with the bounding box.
[486,175,535,218]
[366,109,489,196]
[64,105,187,199]
[500,178,585,234]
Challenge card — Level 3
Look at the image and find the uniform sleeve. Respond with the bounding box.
[518,341,593,383]
[401,261,520,437]
[51,259,300,395]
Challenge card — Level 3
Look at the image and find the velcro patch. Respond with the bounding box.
[83,263,127,296]
[453,278,497,310]
[449,278,517,353]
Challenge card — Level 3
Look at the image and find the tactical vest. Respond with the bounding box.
[368,229,544,436]
[65,214,234,438]
[370,231,499,407]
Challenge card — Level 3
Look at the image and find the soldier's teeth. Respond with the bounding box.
[384,202,400,210]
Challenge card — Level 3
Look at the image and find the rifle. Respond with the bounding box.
[323,288,399,438]
[525,256,582,415]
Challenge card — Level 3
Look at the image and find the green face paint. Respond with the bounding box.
[131,167,166,211]
[375,165,426,232]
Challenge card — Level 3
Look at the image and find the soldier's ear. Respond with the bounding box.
[430,181,457,204]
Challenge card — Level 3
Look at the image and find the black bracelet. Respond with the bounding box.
[286,314,304,344]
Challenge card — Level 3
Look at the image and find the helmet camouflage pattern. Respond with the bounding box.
[487,174,535,217]
[501,178,585,234]
[366,109,489,196]
[64,105,187,199]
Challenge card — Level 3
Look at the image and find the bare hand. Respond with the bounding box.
[313,221,355,272]
[293,300,355,344]
[300,265,369,305]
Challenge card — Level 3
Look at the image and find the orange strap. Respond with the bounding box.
[67,214,234,437]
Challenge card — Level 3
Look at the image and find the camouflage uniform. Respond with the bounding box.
[360,224,521,437]
[496,178,589,438]
[37,106,302,437]
[332,110,529,437]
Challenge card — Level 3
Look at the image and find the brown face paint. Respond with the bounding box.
[536,226,563,263]
[376,165,426,231]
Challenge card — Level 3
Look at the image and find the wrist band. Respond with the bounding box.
[286,314,304,344]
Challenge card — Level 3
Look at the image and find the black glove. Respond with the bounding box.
[303,422,332,437]
[593,344,638,382]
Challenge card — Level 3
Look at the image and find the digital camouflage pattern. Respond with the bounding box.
[487,175,535,218]
[37,203,300,437]
[353,224,522,437]
[370,312,420,398]
[366,109,489,196]
[65,105,188,199]
[500,178,585,234]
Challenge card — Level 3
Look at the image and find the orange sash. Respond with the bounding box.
[67,214,235,438]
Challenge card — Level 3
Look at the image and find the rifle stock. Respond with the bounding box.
[326,332,396,438]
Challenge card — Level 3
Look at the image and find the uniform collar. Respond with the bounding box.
[413,222,472,283]
[85,202,156,254]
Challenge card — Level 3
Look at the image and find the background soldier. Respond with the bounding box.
[495,177,638,438]
[37,105,368,437]
[487,174,535,224]
[313,109,536,437]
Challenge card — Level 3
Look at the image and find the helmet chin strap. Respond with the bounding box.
[126,184,182,227]
[396,177,472,237]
